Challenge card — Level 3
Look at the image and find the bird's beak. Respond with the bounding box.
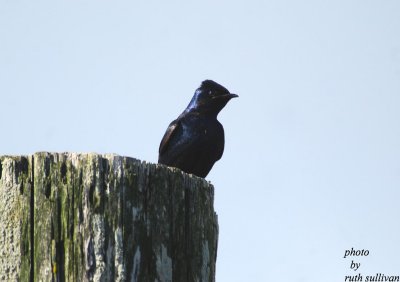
[214,93,238,100]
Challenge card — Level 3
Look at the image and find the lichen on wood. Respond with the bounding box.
[0,153,218,282]
[0,155,32,281]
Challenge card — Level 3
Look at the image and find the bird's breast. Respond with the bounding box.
[182,117,223,141]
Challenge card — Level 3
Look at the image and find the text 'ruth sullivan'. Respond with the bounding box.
[345,273,399,282]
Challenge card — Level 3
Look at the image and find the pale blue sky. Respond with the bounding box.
[1,1,400,281]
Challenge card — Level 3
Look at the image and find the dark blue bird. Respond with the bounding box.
[158,80,238,178]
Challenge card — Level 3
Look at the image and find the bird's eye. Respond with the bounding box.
[208,90,213,96]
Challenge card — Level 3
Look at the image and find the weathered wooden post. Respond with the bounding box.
[0,153,218,282]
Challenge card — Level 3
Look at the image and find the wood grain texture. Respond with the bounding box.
[0,153,218,282]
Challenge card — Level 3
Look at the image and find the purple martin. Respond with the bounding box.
[158,80,238,178]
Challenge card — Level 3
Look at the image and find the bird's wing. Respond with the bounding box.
[159,119,180,156]
[158,116,205,167]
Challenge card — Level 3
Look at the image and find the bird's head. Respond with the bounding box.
[186,80,238,117]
